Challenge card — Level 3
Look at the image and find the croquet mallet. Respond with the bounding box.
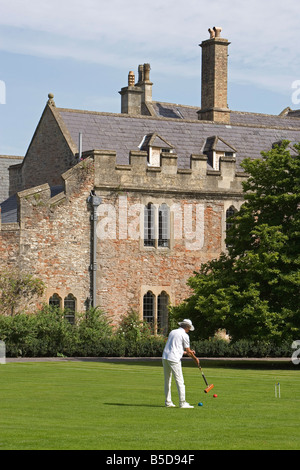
[198,363,214,393]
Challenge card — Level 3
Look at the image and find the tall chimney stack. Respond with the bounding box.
[119,63,152,115]
[197,27,230,123]
[137,63,153,105]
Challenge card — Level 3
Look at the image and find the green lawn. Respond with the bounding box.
[0,360,299,450]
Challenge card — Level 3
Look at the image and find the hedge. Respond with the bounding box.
[191,339,293,358]
[0,308,167,358]
[0,309,293,358]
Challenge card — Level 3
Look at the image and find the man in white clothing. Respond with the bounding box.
[162,319,199,408]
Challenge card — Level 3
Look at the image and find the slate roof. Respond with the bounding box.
[1,98,300,224]
[0,194,18,223]
[58,104,300,171]
[151,102,300,128]
[0,186,63,224]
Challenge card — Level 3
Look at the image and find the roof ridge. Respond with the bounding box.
[0,155,23,159]
[231,109,300,119]
[58,107,300,131]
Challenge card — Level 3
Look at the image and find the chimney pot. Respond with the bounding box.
[128,71,135,87]
[213,26,222,38]
[120,63,153,114]
[208,28,215,39]
[144,63,151,81]
[138,65,144,83]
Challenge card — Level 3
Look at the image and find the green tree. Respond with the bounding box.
[172,141,300,343]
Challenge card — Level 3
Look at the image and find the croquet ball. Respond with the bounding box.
[198,402,203,406]
[213,394,218,398]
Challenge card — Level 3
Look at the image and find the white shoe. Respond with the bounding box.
[180,402,194,409]
[165,401,176,407]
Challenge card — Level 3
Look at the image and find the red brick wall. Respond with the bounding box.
[95,192,223,324]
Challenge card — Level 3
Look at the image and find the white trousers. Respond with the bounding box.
[162,359,186,405]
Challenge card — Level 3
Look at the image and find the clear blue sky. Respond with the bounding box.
[0,0,300,156]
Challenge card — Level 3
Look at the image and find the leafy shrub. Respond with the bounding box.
[0,313,37,357]
[133,336,166,357]
[116,309,152,342]
[76,307,113,356]
[33,305,78,357]
[0,305,294,358]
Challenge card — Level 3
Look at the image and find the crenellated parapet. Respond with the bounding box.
[85,149,247,196]
[0,157,94,232]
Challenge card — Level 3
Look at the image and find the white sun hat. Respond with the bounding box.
[178,319,195,331]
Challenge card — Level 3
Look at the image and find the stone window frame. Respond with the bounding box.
[222,201,242,252]
[49,293,62,309]
[64,293,76,324]
[141,286,172,335]
[143,290,155,325]
[142,201,172,250]
[47,291,77,324]
[157,291,169,335]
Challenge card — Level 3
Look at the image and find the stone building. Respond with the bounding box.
[1,27,300,329]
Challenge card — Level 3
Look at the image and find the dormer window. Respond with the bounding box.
[148,146,161,167]
[203,136,237,170]
[139,133,174,167]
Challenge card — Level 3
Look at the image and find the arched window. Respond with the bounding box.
[49,293,61,309]
[144,203,155,247]
[157,291,169,335]
[64,294,76,324]
[226,206,237,231]
[143,291,155,331]
[142,289,170,335]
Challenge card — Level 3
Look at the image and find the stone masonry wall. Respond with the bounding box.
[0,147,246,323]
[95,191,227,325]
[199,35,230,123]
[0,221,20,270]
[91,149,246,324]
[0,158,94,313]
[10,103,77,194]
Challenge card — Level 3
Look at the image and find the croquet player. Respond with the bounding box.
[162,319,199,408]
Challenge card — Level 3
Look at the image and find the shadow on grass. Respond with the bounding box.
[95,358,296,371]
[6,357,297,371]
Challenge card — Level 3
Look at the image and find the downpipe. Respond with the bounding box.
[87,191,101,307]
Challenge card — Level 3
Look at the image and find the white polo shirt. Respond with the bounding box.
[162,327,190,363]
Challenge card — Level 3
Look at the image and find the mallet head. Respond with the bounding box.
[204,384,214,394]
